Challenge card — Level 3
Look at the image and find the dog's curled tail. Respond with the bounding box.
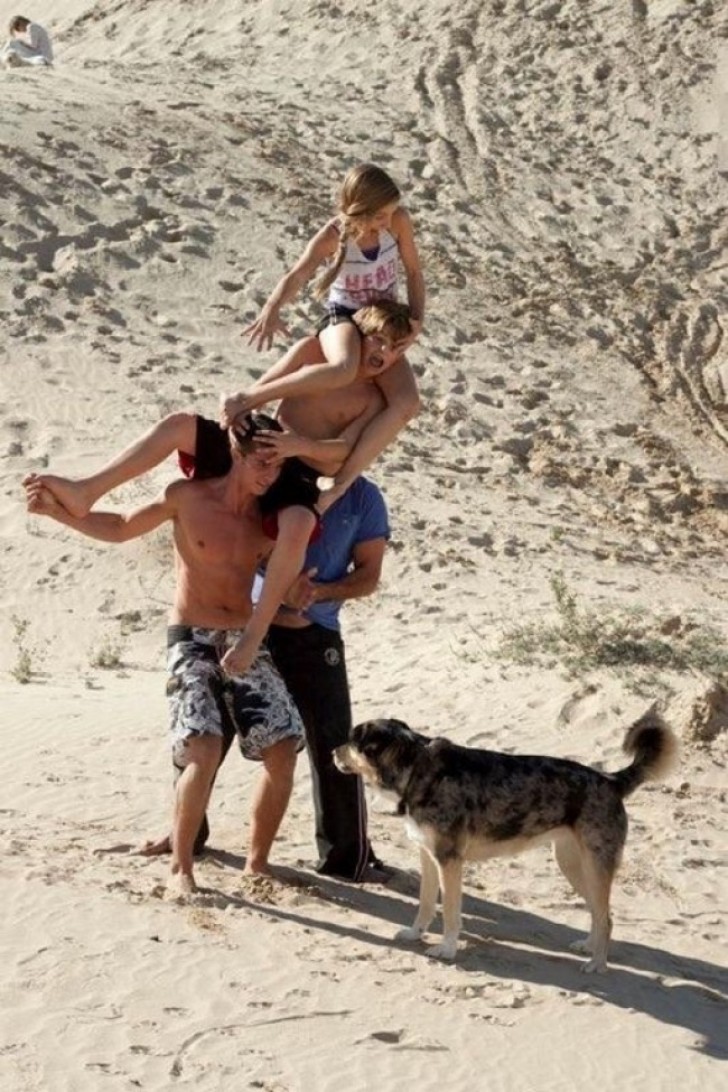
[613,706,679,798]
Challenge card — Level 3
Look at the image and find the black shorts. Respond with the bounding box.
[315,304,359,336]
[179,415,321,521]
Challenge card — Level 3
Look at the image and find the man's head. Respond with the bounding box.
[353,301,413,379]
[229,412,284,494]
[9,15,30,36]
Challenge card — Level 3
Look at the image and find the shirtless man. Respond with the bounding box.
[25,415,305,896]
[24,301,412,678]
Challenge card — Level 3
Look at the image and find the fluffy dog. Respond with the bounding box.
[333,709,678,972]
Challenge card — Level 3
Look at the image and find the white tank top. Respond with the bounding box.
[327,229,399,310]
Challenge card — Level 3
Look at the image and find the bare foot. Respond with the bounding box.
[165,871,197,899]
[24,477,56,515]
[244,858,273,877]
[135,835,172,857]
[22,472,96,519]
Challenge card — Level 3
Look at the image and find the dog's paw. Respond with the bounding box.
[569,938,592,955]
[395,925,425,943]
[580,957,607,974]
[425,941,457,961]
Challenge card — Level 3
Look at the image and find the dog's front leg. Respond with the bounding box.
[426,857,462,961]
[396,846,439,943]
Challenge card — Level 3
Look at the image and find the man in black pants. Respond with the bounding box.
[266,475,390,880]
[140,475,390,882]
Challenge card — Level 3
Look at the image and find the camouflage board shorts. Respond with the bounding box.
[166,625,304,763]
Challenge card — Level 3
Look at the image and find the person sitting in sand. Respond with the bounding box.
[24,300,413,681]
[1,15,53,66]
[25,414,306,897]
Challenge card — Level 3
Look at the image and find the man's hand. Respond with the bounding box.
[283,567,319,612]
[243,306,289,352]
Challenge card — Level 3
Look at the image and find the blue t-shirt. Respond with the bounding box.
[255,477,390,633]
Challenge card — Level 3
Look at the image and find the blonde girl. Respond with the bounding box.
[240,162,425,498]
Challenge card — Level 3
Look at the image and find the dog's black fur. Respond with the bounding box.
[334,709,678,971]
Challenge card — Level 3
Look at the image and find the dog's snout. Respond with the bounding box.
[332,744,353,774]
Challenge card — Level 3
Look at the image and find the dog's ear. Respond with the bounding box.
[386,718,413,734]
[352,718,408,739]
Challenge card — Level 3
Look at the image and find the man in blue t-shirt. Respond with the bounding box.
[266,476,390,881]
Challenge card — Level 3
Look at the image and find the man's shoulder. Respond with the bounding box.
[346,476,387,514]
[166,475,222,506]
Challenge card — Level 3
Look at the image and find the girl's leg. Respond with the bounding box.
[22,411,197,518]
[222,327,361,417]
[316,320,364,388]
[250,335,325,392]
[221,505,317,676]
[221,336,326,423]
[326,356,421,499]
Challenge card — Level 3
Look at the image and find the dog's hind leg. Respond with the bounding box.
[554,831,587,900]
[575,849,614,973]
[426,857,463,961]
[396,846,439,944]
[554,834,602,965]
[555,831,594,956]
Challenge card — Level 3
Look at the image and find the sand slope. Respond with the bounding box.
[1,1,727,1088]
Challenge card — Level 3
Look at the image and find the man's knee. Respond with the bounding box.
[178,733,222,775]
[262,737,298,782]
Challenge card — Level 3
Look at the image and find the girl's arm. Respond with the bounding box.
[393,207,426,348]
[244,222,339,351]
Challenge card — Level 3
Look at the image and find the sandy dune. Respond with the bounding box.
[1,2,727,1088]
